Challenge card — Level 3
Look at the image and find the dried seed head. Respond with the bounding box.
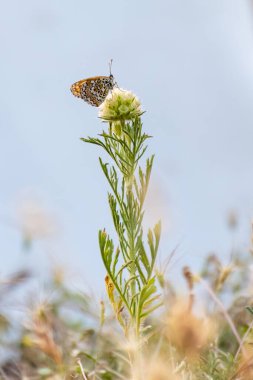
[215,264,235,292]
[22,301,62,365]
[183,266,194,291]
[165,298,215,358]
[131,358,182,380]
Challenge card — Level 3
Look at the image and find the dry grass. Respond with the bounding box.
[1,221,253,380]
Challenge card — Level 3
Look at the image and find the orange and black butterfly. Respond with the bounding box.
[70,61,115,107]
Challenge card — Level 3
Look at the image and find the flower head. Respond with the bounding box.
[22,300,62,365]
[165,298,215,358]
[130,356,182,380]
[99,88,143,122]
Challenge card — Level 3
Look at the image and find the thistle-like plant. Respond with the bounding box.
[82,88,162,338]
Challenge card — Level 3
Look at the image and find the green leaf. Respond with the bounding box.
[246,306,253,315]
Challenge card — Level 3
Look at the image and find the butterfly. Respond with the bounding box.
[70,61,115,107]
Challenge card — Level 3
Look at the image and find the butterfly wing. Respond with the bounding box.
[71,76,114,107]
[70,79,86,99]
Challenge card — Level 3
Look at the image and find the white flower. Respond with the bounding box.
[99,88,143,121]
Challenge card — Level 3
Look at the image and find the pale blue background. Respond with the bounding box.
[1,1,253,290]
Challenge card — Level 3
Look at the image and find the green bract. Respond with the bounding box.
[99,88,143,121]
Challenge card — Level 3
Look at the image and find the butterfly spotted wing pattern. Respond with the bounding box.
[71,75,114,107]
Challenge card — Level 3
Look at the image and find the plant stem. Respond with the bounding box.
[127,189,137,309]
[85,117,161,339]
[77,359,88,380]
[199,278,245,356]
[234,318,253,361]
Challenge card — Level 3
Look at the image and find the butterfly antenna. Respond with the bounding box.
[109,59,113,76]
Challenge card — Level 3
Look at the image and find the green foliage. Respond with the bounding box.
[2,237,253,379]
[83,117,161,336]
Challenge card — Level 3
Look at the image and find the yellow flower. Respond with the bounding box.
[99,88,143,121]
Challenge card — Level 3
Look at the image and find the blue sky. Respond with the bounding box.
[1,0,253,290]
